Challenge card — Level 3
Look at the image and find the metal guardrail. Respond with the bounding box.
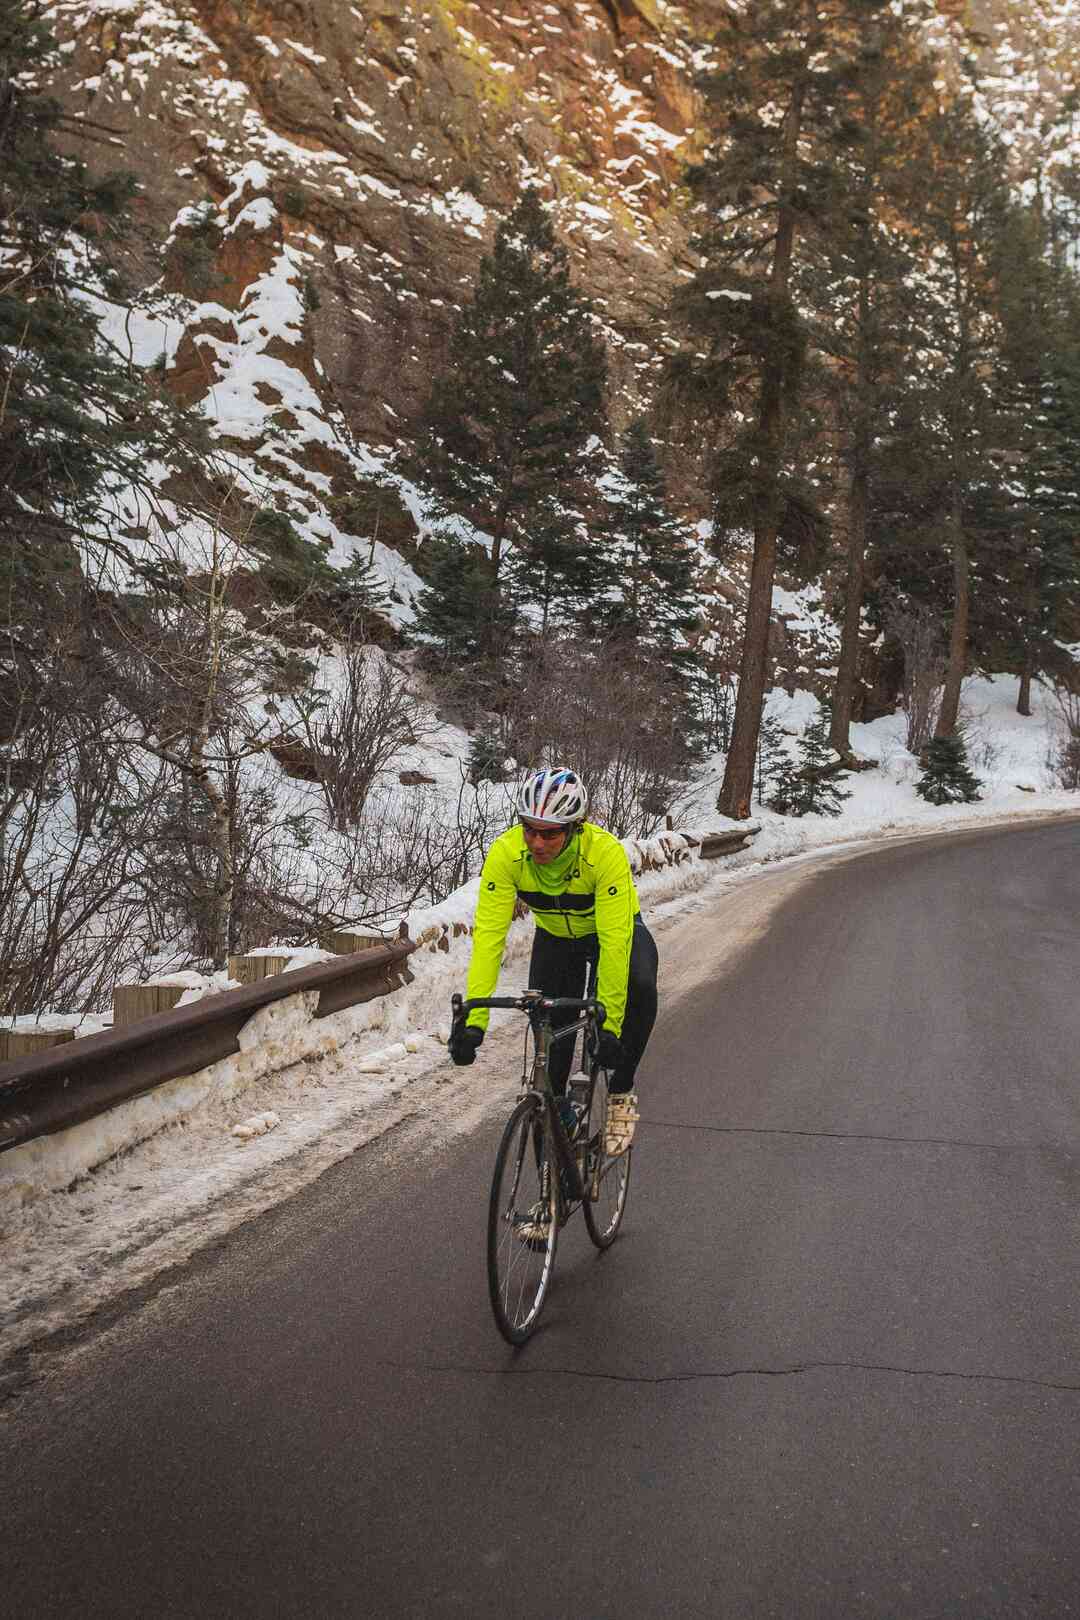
[698,826,759,858]
[0,940,415,1155]
[0,826,759,1160]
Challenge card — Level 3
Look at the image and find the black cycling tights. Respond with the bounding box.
[528,918,658,1097]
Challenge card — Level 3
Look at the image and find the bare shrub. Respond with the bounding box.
[1048,687,1080,789]
[886,605,945,755]
[294,644,431,831]
[689,616,741,753]
[958,703,1000,773]
[0,661,166,1015]
[503,634,692,837]
[249,774,515,937]
[103,521,312,968]
[339,776,510,919]
[139,745,318,962]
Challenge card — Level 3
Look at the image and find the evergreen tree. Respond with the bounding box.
[322,551,389,637]
[898,105,1011,741]
[770,708,853,817]
[466,729,510,786]
[409,532,517,671]
[915,734,981,805]
[597,418,699,680]
[0,6,190,625]
[754,713,792,807]
[399,186,606,620]
[979,204,1080,712]
[506,494,609,636]
[671,0,898,820]
[247,508,337,601]
[809,9,940,761]
[795,708,853,816]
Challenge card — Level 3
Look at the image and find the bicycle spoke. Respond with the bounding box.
[487,1098,558,1343]
[583,1066,631,1249]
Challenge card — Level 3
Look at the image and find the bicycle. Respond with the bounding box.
[450,982,632,1345]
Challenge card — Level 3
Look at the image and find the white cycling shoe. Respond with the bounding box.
[605,1091,639,1157]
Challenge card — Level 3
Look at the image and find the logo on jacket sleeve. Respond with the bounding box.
[608,885,618,895]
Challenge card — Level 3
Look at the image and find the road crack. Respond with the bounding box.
[643,1118,1064,1155]
[381,1358,1080,1394]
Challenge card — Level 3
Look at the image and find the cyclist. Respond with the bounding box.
[448,765,658,1156]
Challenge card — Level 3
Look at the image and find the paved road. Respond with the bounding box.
[5,821,1080,1618]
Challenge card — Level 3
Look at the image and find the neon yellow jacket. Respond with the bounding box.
[464,821,640,1038]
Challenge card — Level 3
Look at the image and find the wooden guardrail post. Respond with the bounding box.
[0,1026,76,1063]
[228,953,291,985]
[322,929,387,955]
[113,983,189,1026]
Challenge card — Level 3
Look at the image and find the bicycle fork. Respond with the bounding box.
[531,1017,587,1205]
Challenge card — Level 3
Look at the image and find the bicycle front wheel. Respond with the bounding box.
[487,1095,559,1344]
[582,1065,632,1249]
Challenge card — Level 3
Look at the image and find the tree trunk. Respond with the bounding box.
[934,494,970,740]
[488,458,519,589]
[830,145,875,764]
[718,503,780,820]
[1017,656,1034,717]
[1016,578,1037,715]
[717,80,804,822]
[196,541,234,969]
[190,755,234,971]
[830,443,869,761]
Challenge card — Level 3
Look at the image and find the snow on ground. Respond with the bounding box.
[2,670,1079,1366]
[678,673,1076,863]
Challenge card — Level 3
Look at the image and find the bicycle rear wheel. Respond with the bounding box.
[487,1095,559,1344]
[582,1065,631,1249]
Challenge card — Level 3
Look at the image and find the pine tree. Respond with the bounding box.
[811,9,941,761]
[597,419,699,679]
[0,7,187,622]
[409,533,516,670]
[915,735,981,805]
[506,494,609,636]
[754,714,791,807]
[466,729,510,786]
[671,0,898,820]
[900,105,1011,742]
[795,708,853,816]
[323,552,389,638]
[399,187,606,620]
[770,708,853,817]
[980,204,1080,711]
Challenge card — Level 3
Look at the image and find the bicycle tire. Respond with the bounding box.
[487,1094,559,1344]
[582,1064,631,1249]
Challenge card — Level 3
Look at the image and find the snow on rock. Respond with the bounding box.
[244,946,336,969]
[231,1110,281,1141]
[175,970,242,1005]
[2,1011,111,1038]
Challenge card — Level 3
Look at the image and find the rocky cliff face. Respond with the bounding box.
[46,1,706,502]
[39,0,1080,597]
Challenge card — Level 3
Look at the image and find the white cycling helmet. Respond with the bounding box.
[516,765,588,827]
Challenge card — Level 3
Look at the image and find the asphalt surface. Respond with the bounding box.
[4,819,1080,1618]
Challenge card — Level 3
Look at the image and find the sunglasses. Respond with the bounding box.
[520,821,567,841]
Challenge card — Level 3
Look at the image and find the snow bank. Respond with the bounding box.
[0,823,740,1206]
[4,669,1078,1213]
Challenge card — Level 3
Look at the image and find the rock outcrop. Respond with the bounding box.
[40,0,1080,640]
[50,0,705,454]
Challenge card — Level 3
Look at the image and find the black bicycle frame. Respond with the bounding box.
[451,989,606,1206]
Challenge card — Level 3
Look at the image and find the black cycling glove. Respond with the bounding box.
[594,1030,623,1071]
[448,1023,484,1066]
